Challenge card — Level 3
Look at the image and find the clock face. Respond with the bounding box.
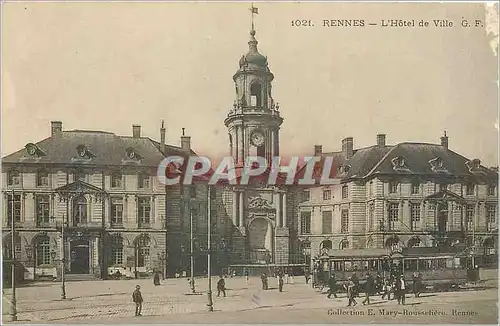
[251,131,265,147]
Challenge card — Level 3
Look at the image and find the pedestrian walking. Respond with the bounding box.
[396,275,406,305]
[278,274,284,292]
[153,271,161,286]
[261,273,268,290]
[413,273,422,297]
[351,273,360,297]
[346,278,357,307]
[132,285,143,316]
[289,270,294,284]
[381,278,392,300]
[326,275,338,299]
[362,273,374,305]
[244,267,250,284]
[304,269,311,284]
[217,276,226,297]
[284,268,289,284]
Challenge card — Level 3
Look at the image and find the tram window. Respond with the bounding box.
[345,261,352,271]
[418,259,427,271]
[438,259,446,269]
[446,258,454,269]
[404,259,418,271]
[323,262,329,270]
[362,261,369,271]
[368,260,378,271]
[352,260,361,271]
[454,258,461,268]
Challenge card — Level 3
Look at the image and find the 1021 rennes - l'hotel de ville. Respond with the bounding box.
[2,17,498,282]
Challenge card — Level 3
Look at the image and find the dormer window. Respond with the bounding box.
[391,156,410,172]
[340,165,351,175]
[111,172,123,188]
[74,145,94,160]
[428,157,449,173]
[466,183,475,196]
[466,159,485,175]
[125,147,142,161]
[25,143,45,157]
[8,170,21,186]
[36,169,50,187]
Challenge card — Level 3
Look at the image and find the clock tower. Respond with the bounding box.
[224,28,283,166]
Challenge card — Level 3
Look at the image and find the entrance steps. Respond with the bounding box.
[65,274,98,282]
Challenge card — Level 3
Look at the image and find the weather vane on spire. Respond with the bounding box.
[249,3,259,30]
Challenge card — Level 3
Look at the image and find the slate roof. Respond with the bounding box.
[295,142,497,183]
[2,130,193,168]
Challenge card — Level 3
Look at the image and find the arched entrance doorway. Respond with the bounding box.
[248,218,273,263]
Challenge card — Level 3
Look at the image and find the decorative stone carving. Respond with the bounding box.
[248,196,272,210]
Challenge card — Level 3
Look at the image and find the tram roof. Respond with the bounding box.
[320,246,468,259]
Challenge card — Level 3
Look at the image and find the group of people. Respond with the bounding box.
[326,272,424,307]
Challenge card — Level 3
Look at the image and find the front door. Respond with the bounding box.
[70,240,90,274]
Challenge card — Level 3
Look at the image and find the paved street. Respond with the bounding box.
[2,274,498,324]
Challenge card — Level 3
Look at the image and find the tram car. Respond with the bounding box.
[315,246,474,292]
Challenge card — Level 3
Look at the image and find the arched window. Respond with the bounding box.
[73,196,88,225]
[340,239,349,249]
[35,236,51,266]
[385,236,400,248]
[110,235,124,266]
[36,169,49,187]
[320,240,332,250]
[250,82,262,107]
[3,234,21,260]
[8,170,21,186]
[135,235,150,268]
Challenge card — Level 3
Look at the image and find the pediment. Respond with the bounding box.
[55,180,106,196]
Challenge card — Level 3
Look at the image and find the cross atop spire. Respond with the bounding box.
[249,3,258,31]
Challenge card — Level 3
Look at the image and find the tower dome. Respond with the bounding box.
[239,29,268,68]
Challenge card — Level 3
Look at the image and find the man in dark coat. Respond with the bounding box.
[132,285,143,316]
[278,274,284,292]
[351,273,360,297]
[326,275,338,298]
[362,274,374,305]
[153,271,160,286]
[395,275,406,305]
[217,276,226,297]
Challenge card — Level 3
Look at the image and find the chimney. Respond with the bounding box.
[441,131,449,149]
[132,125,141,138]
[314,145,322,156]
[342,137,354,160]
[377,134,386,148]
[160,120,166,153]
[51,121,62,136]
[181,127,191,153]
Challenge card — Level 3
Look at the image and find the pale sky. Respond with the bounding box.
[2,2,499,166]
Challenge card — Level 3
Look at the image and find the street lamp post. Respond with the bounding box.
[10,190,18,322]
[207,186,214,312]
[51,215,67,300]
[190,207,195,293]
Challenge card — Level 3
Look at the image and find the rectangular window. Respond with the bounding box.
[323,189,331,201]
[368,181,373,197]
[138,174,150,189]
[488,185,496,196]
[322,211,333,234]
[7,194,21,225]
[341,209,349,234]
[111,237,124,265]
[369,203,375,231]
[300,212,311,234]
[36,239,51,266]
[411,182,420,195]
[341,185,348,199]
[138,198,151,228]
[190,186,197,198]
[36,195,50,226]
[111,198,123,226]
[301,190,310,202]
[389,203,399,222]
[411,203,420,230]
[8,171,21,186]
[466,205,474,226]
[389,182,398,194]
[111,173,122,188]
[466,183,475,195]
[37,171,50,187]
[487,205,496,226]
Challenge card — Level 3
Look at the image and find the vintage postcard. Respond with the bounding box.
[1,1,498,324]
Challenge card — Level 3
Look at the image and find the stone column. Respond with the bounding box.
[420,202,425,231]
[447,202,453,231]
[239,127,245,165]
[283,193,288,227]
[275,193,281,227]
[232,191,238,226]
[239,192,244,228]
